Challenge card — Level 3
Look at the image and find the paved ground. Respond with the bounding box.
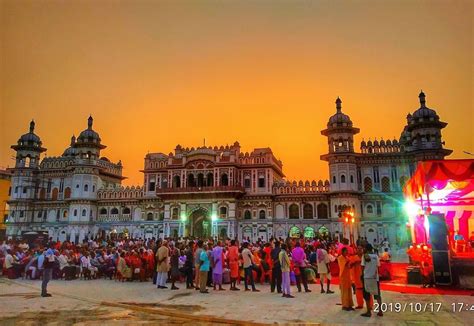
[1,277,473,325]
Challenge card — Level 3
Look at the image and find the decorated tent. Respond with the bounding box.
[403,159,474,244]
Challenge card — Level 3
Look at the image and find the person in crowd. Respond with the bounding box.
[199,243,210,294]
[291,242,311,293]
[420,260,434,288]
[41,246,56,297]
[212,240,225,291]
[194,240,204,291]
[116,252,130,281]
[156,240,170,289]
[270,241,282,294]
[169,242,180,290]
[3,249,16,279]
[279,243,293,298]
[380,248,391,262]
[242,242,259,292]
[361,244,383,317]
[338,247,354,311]
[227,239,240,291]
[350,245,364,309]
[184,243,195,289]
[316,244,334,294]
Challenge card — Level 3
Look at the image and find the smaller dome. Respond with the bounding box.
[62,135,77,157]
[77,116,101,143]
[367,139,373,147]
[380,139,385,146]
[361,139,367,147]
[386,139,392,146]
[374,139,379,146]
[18,120,41,145]
[327,97,353,127]
[412,91,438,119]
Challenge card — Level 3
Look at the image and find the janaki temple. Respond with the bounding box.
[6,92,453,246]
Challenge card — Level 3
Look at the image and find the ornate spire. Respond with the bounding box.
[335,97,342,113]
[419,90,426,108]
[70,134,76,146]
[88,115,93,129]
[29,120,35,133]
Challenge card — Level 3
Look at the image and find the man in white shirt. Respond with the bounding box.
[242,242,259,292]
[361,244,383,317]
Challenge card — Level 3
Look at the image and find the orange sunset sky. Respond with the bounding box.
[0,0,472,185]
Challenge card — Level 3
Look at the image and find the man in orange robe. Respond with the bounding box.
[337,247,354,311]
[350,246,364,309]
[227,239,240,291]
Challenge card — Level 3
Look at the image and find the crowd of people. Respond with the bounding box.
[1,234,386,318]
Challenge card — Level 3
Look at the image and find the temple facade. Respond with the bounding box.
[6,91,452,246]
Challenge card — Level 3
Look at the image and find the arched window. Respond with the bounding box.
[317,203,328,219]
[188,174,196,187]
[244,176,251,188]
[220,206,227,218]
[92,185,96,192]
[289,204,299,219]
[64,187,71,199]
[332,176,336,184]
[197,173,204,187]
[84,184,89,192]
[350,175,354,183]
[39,188,46,200]
[147,212,154,221]
[82,209,87,217]
[73,209,78,217]
[51,188,59,201]
[221,173,229,186]
[63,210,68,218]
[341,175,346,183]
[99,208,107,215]
[381,177,391,192]
[173,175,181,188]
[148,178,156,191]
[207,173,214,186]
[364,177,373,192]
[303,203,313,219]
[123,207,131,215]
[244,210,252,220]
[111,207,119,215]
[259,209,266,219]
[366,204,374,214]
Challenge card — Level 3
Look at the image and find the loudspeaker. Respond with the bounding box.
[428,214,449,251]
[428,214,452,285]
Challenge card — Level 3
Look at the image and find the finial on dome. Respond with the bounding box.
[335,97,342,112]
[88,115,93,129]
[29,120,35,133]
[71,134,76,145]
[419,90,426,107]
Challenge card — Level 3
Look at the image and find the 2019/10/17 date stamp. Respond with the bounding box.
[374,302,474,313]
[373,302,443,313]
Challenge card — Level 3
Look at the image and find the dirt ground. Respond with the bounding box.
[1,277,473,325]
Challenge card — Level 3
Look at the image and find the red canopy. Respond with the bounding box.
[404,159,474,201]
